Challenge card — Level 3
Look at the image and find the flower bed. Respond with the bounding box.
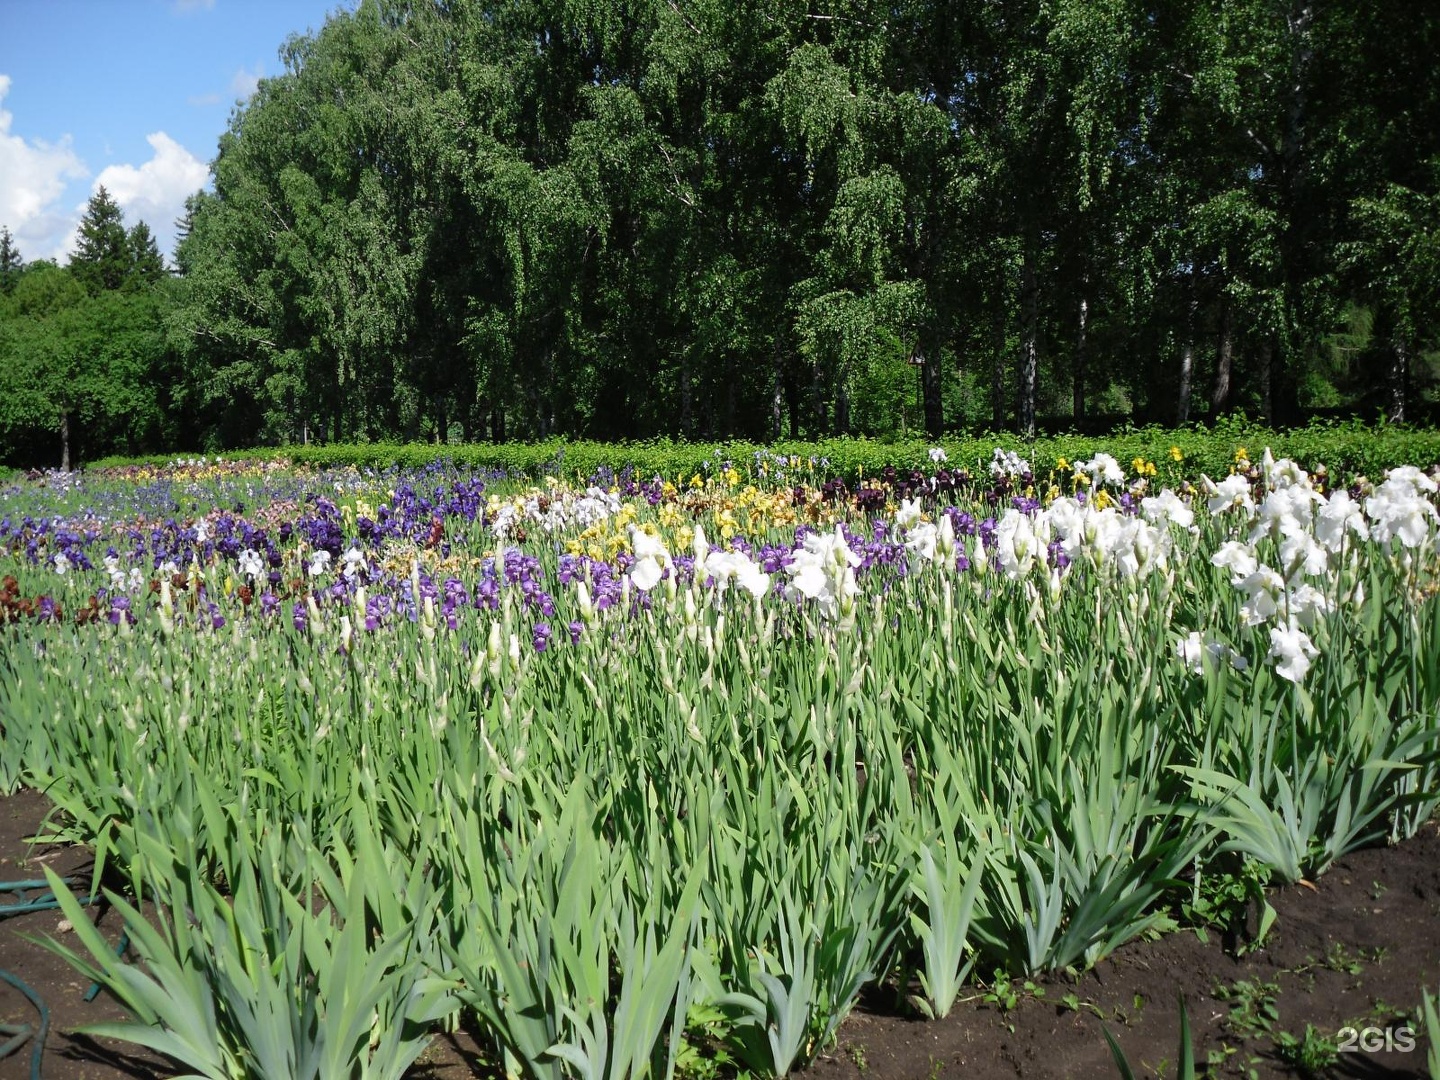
[0,444,1438,1078]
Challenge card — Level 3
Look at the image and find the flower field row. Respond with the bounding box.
[1,444,1439,1078]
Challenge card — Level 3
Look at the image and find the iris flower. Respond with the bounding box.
[341,547,367,580]
[1236,565,1285,626]
[238,548,264,579]
[1315,490,1369,553]
[1210,541,1258,584]
[1365,471,1439,548]
[627,525,672,592]
[1077,453,1125,487]
[895,498,923,530]
[1203,474,1255,517]
[1268,621,1319,683]
[1175,632,1248,674]
[1140,489,1195,530]
[705,550,770,597]
[784,524,861,619]
[993,509,1049,579]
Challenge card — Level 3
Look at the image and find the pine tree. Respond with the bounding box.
[126,221,166,287]
[0,226,22,295]
[70,186,130,294]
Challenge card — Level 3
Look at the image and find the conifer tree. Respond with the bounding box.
[70,186,130,294]
[126,221,166,287]
[0,226,21,295]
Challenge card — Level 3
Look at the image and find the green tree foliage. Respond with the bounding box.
[0,263,168,468]
[0,227,22,295]
[7,0,1437,464]
[126,221,167,287]
[0,192,175,466]
[70,186,132,295]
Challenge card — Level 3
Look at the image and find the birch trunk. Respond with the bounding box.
[1390,337,1409,422]
[1177,278,1197,423]
[1018,243,1039,439]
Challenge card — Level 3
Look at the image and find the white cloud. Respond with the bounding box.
[0,74,89,260]
[92,132,209,262]
[172,0,216,12]
[230,65,264,100]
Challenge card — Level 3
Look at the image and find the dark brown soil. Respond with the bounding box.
[0,791,1434,1079]
[807,822,1440,1080]
[0,789,173,1080]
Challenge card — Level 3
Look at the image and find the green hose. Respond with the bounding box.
[0,878,86,919]
[0,968,48,1080]
[82,930,130,1003]
[0,875,106,1080]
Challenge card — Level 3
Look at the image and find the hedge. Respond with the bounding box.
[81,417,1440,487]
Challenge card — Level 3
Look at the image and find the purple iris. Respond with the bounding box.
[475,577,500,610]
[108,596,136,626]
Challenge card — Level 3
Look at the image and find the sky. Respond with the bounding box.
[0,0,358,267]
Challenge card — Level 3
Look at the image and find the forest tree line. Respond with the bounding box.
[2,0,1439,466]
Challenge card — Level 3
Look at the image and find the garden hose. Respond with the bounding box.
[0,877,85,918]
[82,930,130,1002]
[0,1022,32,1059]
[0,968,47,1080]
[0,875,107,1080]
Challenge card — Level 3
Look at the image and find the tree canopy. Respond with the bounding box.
[0,190,174,467]
[5,0,1440,465]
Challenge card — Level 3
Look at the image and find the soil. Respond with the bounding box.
[0,791,1434,1080]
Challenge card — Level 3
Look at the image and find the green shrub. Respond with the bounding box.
[80,417,1440,486]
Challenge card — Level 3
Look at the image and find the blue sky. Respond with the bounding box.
[0,0,357,265]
